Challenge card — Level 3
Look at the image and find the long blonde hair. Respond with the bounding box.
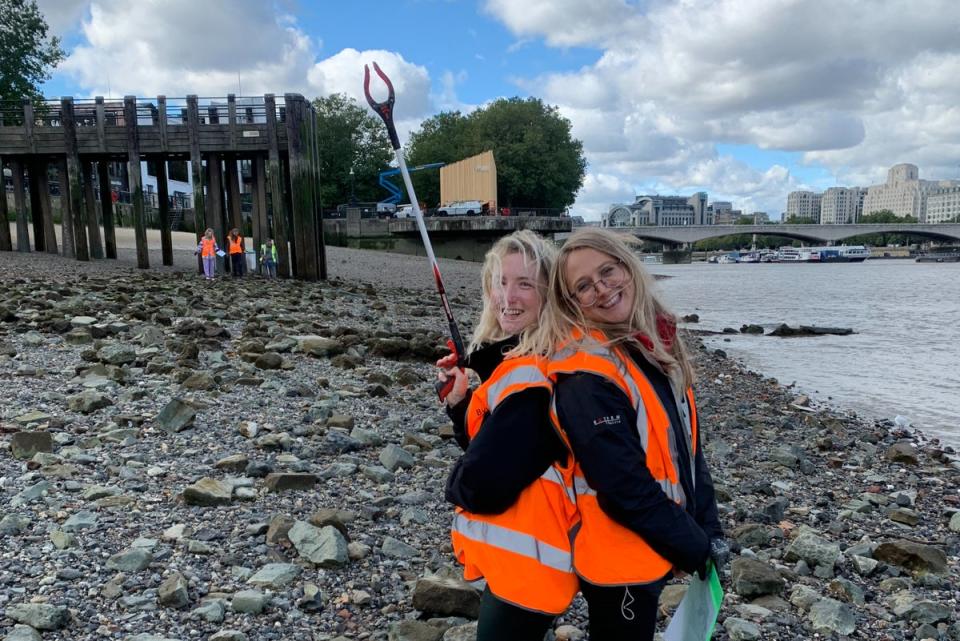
[469,230,556,354]
[534,228,696,389]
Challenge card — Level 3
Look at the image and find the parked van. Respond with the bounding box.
[395,204,415,218]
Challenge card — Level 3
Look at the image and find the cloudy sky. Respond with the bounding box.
[35,0,960,220]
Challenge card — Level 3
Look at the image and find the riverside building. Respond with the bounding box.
[604,192,709,226]
[820,187,867,224]
[861,163,959,222]
[785,190,822,221]
[925,185,960,224]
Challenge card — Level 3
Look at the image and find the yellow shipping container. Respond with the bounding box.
[439,150,497,213]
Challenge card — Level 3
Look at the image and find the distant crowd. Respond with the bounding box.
[194,228,278,280]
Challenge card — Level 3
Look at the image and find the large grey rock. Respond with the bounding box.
[156,398,196,433]
[807,598,856,636]
[191,599,226,623]
[784,528,840,570]
[288,521,349,568]
[730,557,784,598]
[97,343,136,365]
[387,620,445,641]
[67,390,113,414]
[231,589,270,614]
[61,510,97,532]
[724,617,762,641]
[254,352,283,369]
[949,510,960,533]
[874,540,948,575]
[5,603,70,630]
[4,624,43,641]
[106,548,153,572]
[380,443,415,471]
[0,514,31,535]
[247,563,301,588]
[182,477,233,506]
[382,535,418,559]
[10,431,53,459]
[158,571,190,608]
[181,371,216,390]
[264,473,317,493]
[885,441,918,465]
[412,576,481,618]
[296,335,344,357]
[209,632,248,641]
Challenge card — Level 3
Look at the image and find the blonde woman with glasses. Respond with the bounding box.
[438,230,578,640]
[537,227,727,641]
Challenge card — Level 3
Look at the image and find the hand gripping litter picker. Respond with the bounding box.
[364,61,466,400]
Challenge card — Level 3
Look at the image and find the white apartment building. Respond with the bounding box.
[861,163,959,222]
[604,192,709,226]
[820,187,866,224]
[785,190,821,221]
[925,185,960,224]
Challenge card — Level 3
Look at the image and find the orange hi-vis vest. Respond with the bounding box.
[228,236,243,254]
[547,328,698,586]
[199,237,217,258]
[450,353,580,615]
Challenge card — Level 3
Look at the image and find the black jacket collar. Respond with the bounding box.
[466,335,520,383]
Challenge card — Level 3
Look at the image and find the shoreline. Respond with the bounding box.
[0,248,957,640]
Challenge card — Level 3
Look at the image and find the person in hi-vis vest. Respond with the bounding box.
[227,228,245,277]
[532,228,728,641]
[438,230,578,640]
[194,228,219,281]
[260,238,278,278]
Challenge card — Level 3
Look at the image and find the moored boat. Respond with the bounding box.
[916,252,960,263]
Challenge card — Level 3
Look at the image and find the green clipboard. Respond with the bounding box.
[663,563,724,641]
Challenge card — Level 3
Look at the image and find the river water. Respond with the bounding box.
[650,259,960,446]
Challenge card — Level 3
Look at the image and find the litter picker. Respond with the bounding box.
[364,61,465,399]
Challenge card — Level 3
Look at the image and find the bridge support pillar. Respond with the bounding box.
[155,160,173,266]
[97,161,116,259]
[0,156,11,251]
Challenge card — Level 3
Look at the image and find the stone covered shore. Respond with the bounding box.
[0,247,957,641]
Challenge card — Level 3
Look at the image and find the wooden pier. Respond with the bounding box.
[0,94,326,280]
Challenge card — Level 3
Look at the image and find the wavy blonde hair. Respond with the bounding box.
[530,228,696,389]
[469,230,557,354]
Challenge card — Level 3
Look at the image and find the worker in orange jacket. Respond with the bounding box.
[227,228,245,277]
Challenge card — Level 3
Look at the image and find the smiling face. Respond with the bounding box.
[564,247,635,325]
[491,251,544,336]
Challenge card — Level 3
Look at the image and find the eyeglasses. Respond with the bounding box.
[572,259,630,307]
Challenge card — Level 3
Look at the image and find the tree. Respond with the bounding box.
[784,215,818,224]
[312,93,393,208]
[405,111,475,207]
[849,209,919,245]
[858,209,917,224]
[406,97,586,210]
[0,0,65,106]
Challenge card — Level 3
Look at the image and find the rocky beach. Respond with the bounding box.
[1,245,958,641]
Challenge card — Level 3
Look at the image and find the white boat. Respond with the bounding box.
[777,247,820,262]
[717,253,739,264]
[739,252,760,263]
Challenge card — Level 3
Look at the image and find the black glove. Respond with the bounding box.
[697,537,731,580]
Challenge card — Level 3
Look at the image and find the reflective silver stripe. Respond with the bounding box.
[573,475,597,497]
[659,478,686,506]
[485,365,550,412]
[634,401,649,453]
[452,513,572,573]
[540,466,577,506]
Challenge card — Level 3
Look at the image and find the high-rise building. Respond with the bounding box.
[861,163,959,222]
[820,187,866,224]
[785,191,822,221]
[925,185,960,224]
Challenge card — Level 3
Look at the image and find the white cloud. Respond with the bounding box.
[486,0,960,219]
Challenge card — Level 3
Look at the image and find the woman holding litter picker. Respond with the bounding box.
[438,230,578,640]
[535,228,727,641]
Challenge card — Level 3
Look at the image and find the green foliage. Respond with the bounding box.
[783,215,818,224]
[0,0,64,104]
[858,209,917,224]
[406,97,586,210]
[312,93,393,207]
[694,234,797,252]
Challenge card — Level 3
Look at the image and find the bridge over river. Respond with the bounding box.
[606,223,960,245]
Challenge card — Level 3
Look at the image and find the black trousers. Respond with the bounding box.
[230,252,245,276]
[475,577,667,641]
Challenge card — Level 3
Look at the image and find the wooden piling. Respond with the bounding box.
[252,155,269,269]
[61,98,90,261]
[284,94,318,281]
[55,158,76,258]
[97,161,117,259]
[33,160,57,254]
[264,94,290,278]
[27,161,46,252]
[207,154,226,273]
[187,96,206,273]
[225,154,243,234]
[123,96,148,268]
[82,161,104,259]
[0,156,11,251]
[310,108,327,280]
[154,160,173,266]
[11,159,30,252]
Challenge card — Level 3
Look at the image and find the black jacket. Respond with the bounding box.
[444,338,567,514]
[553,347,721,575]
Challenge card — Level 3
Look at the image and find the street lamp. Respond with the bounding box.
[349,167,356,205]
